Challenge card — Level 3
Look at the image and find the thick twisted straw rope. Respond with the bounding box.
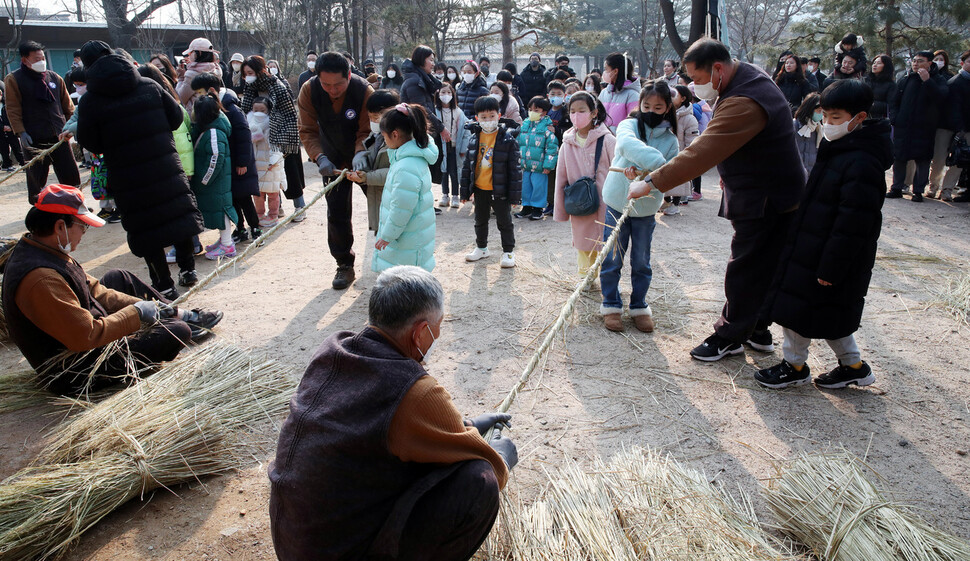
[170,170,348,307]
[0,139,66,186]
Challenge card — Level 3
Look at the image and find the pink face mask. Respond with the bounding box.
[570,111,592,129]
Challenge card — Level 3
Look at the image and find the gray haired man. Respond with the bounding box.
[269,265,517,561]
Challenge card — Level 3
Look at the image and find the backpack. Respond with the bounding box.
[563,135,604,216]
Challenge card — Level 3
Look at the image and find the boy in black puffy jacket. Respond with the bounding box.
[757,79,893,390]
[460,96,522,268]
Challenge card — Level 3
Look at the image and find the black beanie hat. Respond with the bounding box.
[80,40,112,68]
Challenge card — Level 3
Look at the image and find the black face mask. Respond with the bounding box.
[530,61,539,68]
[365,66,375,75]
[643,112,665,128]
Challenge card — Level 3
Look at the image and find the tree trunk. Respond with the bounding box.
[75,0,83,22]
[177,0,185,24]
[360,1,367,64]
[659,0,711,57]
[217,0,229,56]
[501,0,513,65]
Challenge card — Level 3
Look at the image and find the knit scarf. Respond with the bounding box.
[20,63,56,104]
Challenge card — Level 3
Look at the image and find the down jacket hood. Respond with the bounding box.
[390,137,439,165]
[85,54,141,97]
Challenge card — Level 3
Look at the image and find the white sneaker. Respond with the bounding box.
[500,252,516,268]
[292,207,306,222]
[451,196,461,208]
[438,197,449,207]
[663,205,680,216]
[465,247,490,262]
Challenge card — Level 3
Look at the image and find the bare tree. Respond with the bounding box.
[727,0,813,61]
[98,0,180,50]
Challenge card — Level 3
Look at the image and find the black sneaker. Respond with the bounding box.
[184,309,224,341]
[690,333,743,362]
[885,189,903,199]
[332,265,355,290]
[542,205,554,216]
[434,207,442,215]
[178,269,198,287]
[97,208,112,220]
[814,361,875,389]
[250,227,263,240]
[911,193,923,202]
[755,360,811,389]
[529,208,544,220]
[231,228,250,244]
[514,206,533,218]
[159,286,179,301]
[106,211,122,224]
[745,329,774,352]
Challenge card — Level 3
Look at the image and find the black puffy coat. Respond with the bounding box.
[222,92,259,196]
[768,120,893,339]
[949,72,970,133]
[889,66,949,160]
[776,72,814,114]
[400,59,443,133]
[865,74,896,120]
[519,64,548,106]
[76,54,203,257]
[459,122,522,203]
[456,75,489,118]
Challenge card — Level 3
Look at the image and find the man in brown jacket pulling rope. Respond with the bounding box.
[269,265,518,561]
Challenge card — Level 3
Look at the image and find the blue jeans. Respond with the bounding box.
[521,170,548,208]
[600,206,655,313]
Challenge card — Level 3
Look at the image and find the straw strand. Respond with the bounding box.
[0,140,66,186]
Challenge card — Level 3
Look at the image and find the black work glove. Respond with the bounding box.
[467,413,511,436]
[489,429,518,470]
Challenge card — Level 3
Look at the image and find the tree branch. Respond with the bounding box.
[131,0,176,27]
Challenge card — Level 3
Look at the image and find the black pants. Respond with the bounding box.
[325,176,355,267]
[545,168,556,210]
[143,238,196,291]
[377,460,500,561]
[25,140,81,203]
[691,175,702,194]
[473,187,515,253]
[233,192,259,230]
[713,211,793,344]
[43,269,192,396]
[0,131,24,167]
[430,134,444,184]
[283,152,305,201]
[441,143,459,197]
[891,158,930,194]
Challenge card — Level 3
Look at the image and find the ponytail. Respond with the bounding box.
[379,103,430,148]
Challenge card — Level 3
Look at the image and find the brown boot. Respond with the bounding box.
[603,313,624,332]
[633,313,655,333]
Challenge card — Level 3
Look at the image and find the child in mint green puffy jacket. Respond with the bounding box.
[516,96,558,219]
[373,103,439,273]
[599,80,679,333]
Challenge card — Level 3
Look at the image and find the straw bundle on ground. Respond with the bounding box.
[0,369,53,413]
[762,451,970,561]
[480,447,794,561]
[0,342,297,561]
[0,236,18,342]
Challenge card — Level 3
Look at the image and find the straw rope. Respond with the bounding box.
[0,140,66,186]
[170,170,348,307]
[487,167,652,437]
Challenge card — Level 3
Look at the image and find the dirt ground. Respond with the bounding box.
[1,157,969,560]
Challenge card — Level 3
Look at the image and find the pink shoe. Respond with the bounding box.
[204,241,221,252]
[205,243,236,260]
[690,191,703,201]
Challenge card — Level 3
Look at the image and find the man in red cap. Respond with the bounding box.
[1,185,223,396]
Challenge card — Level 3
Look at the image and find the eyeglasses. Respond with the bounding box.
[73,221,89,233]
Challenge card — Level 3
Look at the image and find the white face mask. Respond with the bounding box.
[434,73,444,81]
[386,70,396,78]
[252,111,268,119]
[57,229,74,254]
[585,85,596,92]
[822,118,855,142]
[75,85,87,96]
[935,60,945,69]
[807,64,816,72]
[462,73,475,84]
[419,324,437,362]
[490,93,503,102]
[447,72,457,80]
[269,67,279,76]
[307,60,316,70]
[370,121,381,134]
[231,62,241,72]
[30,60,47,73]
[245,75,257,84]
[479,119,499,133]
[439,94,452,104]
[693,69,720,101]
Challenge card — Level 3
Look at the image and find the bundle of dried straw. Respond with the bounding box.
[0,342,297,561]
[763,451,970,561]
[0,236,18,342]
[481,447,794,560]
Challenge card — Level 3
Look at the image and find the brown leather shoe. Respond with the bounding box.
[332,265,355,290]
[633,313,655,333]
[604,313,624,332]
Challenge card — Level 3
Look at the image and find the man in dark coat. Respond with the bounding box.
[808,56,827,86]
[75,40,204,299]
[297,51,317,91]
[4,41,81,203]
[544,55,576,81]
[886,50,949,202]
[630,38,806,362]
[519,53,548,105]
[269,266,517,561]
[758,80,892,389]
[947,50,970,201]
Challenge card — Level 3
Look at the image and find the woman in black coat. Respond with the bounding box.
[76,41,204,297]
[887,53,949,198]
[774,55,815,115]
[456,61,490,118]
[379,63,405,92]
[769,119,894,342]
[865,54,896,120]
[400,45,445,184]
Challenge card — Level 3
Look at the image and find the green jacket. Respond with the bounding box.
[191,112,237,229]
[373,139,438,272]
[518,115,558,172]
[175,106,194,176]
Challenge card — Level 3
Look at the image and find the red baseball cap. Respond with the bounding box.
[34,184,105,227]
